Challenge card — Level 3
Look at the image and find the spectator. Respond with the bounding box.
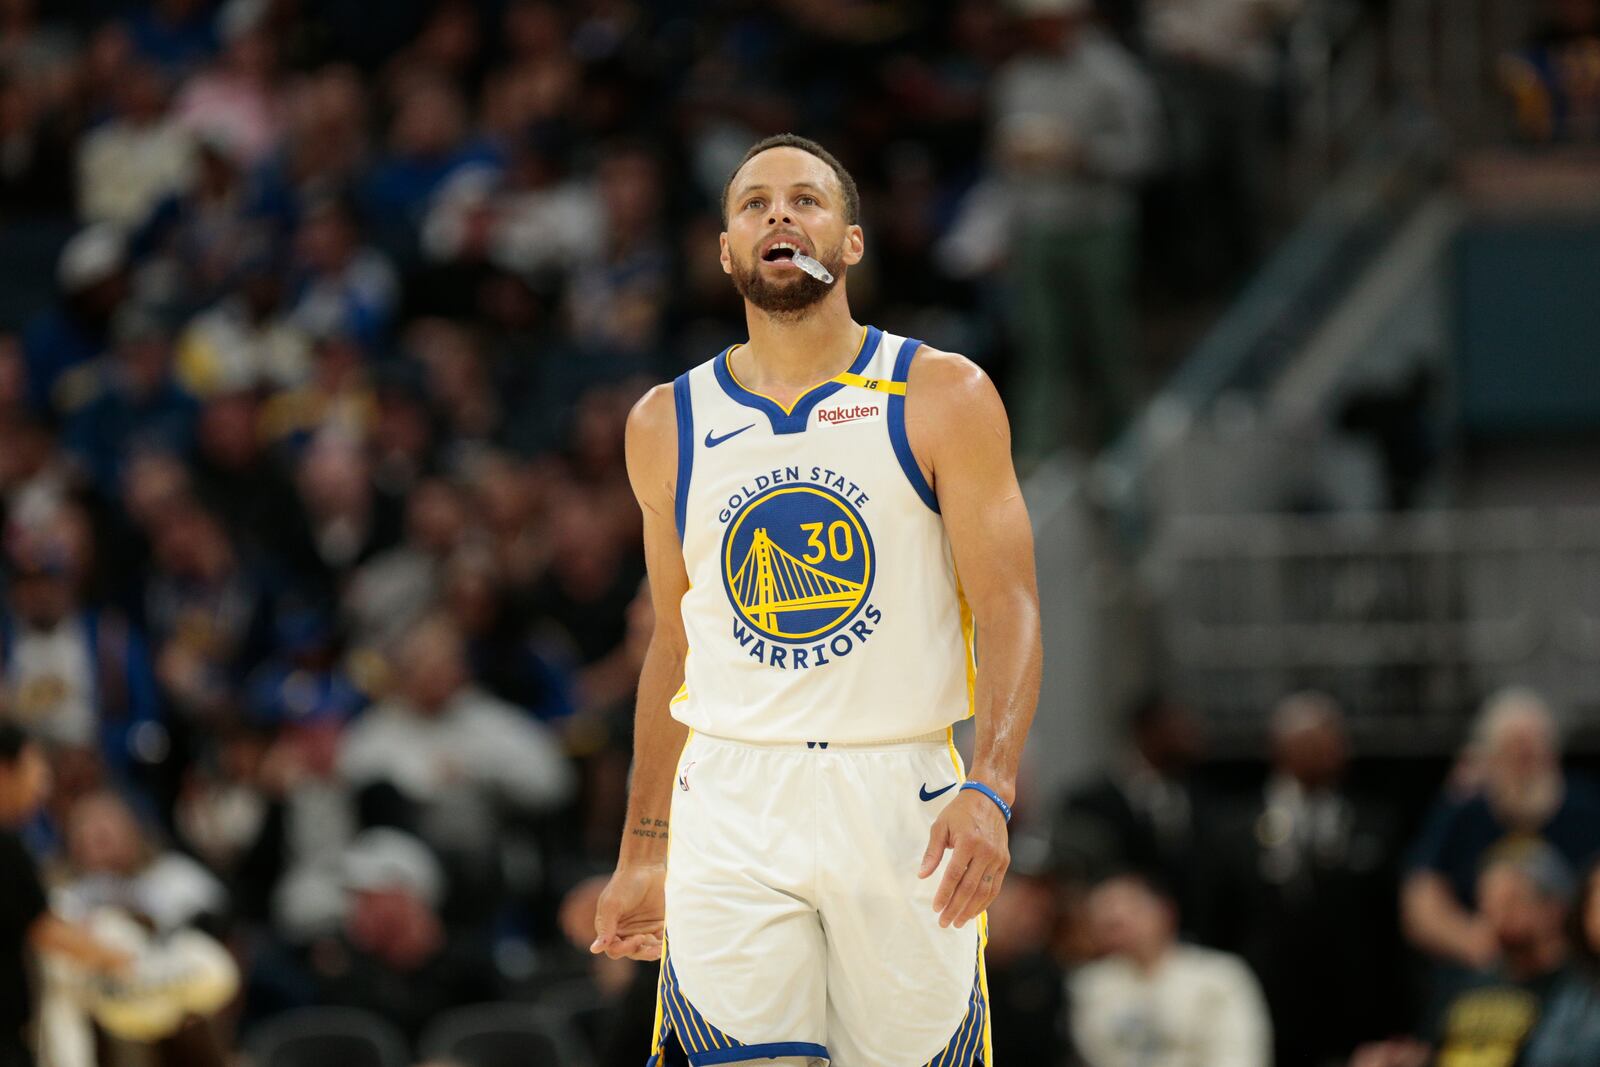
[1141,0,1300,282]
[0,724,130,1067]
[402,317,500,446]
[343,477,472,649]
[257,331,377,452]
[421,122,601,277]
[59,307,199,496]
[0,65,75,218]
[186,389,304,562]
[234,698,361,939]
[0,547,161,779]
[75,59,194,228]
[1500,0,1600,144]
[137,132,276,319]
[274,431,399,598]
[948,0,1160,457]
[1525,856,1600,1066]
[1403,689,1600,971]
[273,64,371,204]
[54,787,227,936]
[1355,842,1576,1067]
[22,225,130,414]
[251,827,498,1041]
[287,197,399,349]
[564,143,672,360]
[175,242,312,398]
[984,865,1068,1067]
[1204,692,1400,1067]
[171,14,285,169]
[336,615,575,894]
[359,75,499,247]
[1070,872,1272,1067]
[556,874,657,1067]
[1054,695,1211,925]
[143,499,273,723]
[123,0,216,76]
[440,546,573,724]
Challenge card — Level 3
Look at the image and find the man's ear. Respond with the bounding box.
[719,231,732,276]
[841,224,864,267]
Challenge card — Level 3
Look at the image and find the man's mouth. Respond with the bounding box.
[761,239,805,264]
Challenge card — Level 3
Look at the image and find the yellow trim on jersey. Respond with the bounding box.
[978,912,994,1065]
[650,727,697,1058]
[723,326,871,414]
[649,949,667,1056]
[956,577,977,719]
[946,726,965,781]
[829,371,906,395]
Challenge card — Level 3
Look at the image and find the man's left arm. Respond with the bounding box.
[907,348,1042,929]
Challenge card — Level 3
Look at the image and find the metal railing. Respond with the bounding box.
[1148,509,1600,752]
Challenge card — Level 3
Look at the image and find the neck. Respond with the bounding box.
[1505,934,1567,982]
[738,289,862,395]
[1129,939,1171,975]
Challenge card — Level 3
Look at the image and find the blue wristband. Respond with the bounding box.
[959,781,1013,824]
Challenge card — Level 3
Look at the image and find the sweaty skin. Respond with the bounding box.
[591,145,1042,961]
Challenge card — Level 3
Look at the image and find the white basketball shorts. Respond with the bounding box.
[646,729,992,1067]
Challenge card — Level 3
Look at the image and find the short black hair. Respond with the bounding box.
[721,134,860,227]
[0,722,34,764]
[1093,868,1179,906]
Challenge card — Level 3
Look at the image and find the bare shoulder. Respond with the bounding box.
[625,383,679,510]
[626,382,678,443]
[904,346,1008,433]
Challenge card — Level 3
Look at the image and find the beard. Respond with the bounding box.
[730,243,844,318]
[1490,770,1563,828]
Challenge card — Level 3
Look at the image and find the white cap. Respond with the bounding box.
[57,225,126,292]
[341,828,445,906]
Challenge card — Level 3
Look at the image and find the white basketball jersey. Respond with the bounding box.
[670,325,974,743]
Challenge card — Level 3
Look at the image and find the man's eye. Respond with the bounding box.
[745,199,765,211]
[797,196,817,206]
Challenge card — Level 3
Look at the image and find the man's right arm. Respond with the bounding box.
[1401,871,1497,969]
[590,383,691,962]
[1398,802,1499,969]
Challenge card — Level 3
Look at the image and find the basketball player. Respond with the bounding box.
[592,134,1042,1067]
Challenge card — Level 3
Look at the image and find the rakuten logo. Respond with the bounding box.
[816,403,882,426]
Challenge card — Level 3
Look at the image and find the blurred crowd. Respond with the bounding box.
[975,686,1600,1067]
[1,0,1598,1066]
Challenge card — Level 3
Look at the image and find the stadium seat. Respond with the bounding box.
[245,1007,410,1067]
[419,1002,591,1067]
[524,978,608,1055]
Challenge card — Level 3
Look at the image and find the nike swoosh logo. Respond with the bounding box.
[919,782,957,802]
[704,424,755,448]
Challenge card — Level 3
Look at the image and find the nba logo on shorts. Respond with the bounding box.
[721,483,875,644]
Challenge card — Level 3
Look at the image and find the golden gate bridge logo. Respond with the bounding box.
[722,485,873,643]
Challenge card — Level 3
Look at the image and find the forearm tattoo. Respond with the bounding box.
[631,817,669,840]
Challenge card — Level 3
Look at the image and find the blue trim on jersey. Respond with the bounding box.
[888,336,940,513]
[673,372,694,543]
[650,947,831,1064]
[924,948,988,1067]
[688,1043,831,1065]
[713,326,882,434]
